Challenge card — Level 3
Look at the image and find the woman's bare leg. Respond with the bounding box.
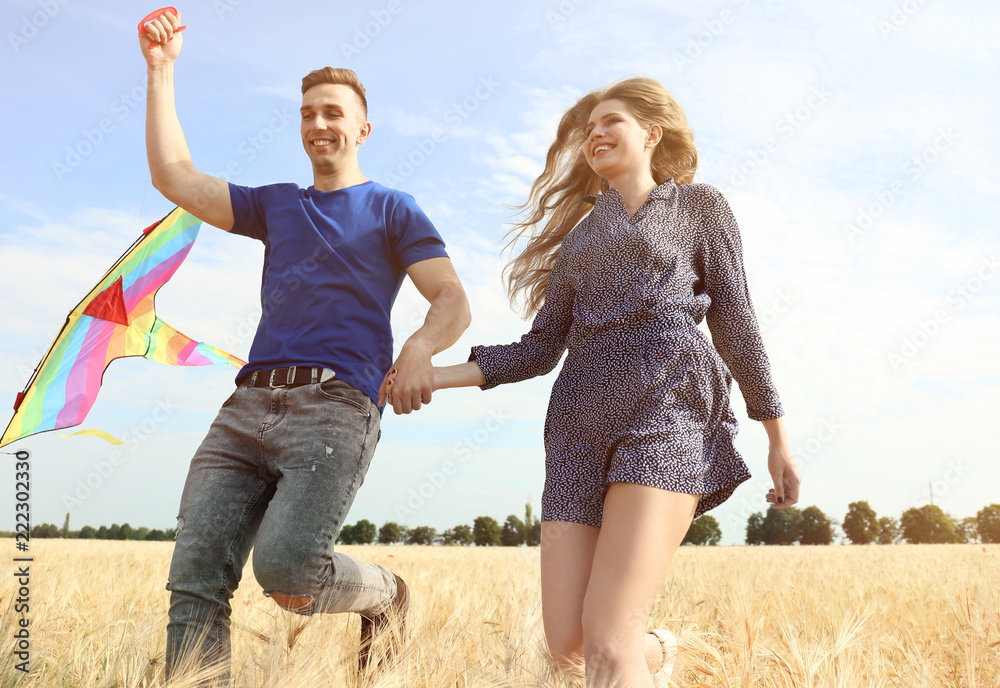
[540,520,600,672]
[580,483,698,687]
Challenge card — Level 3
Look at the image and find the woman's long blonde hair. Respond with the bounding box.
[503,77,698,315]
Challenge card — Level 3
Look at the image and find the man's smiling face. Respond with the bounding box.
[300,83,369,174]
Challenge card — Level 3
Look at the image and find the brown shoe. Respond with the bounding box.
[358,573,409,672]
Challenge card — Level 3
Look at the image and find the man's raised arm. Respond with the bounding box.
[139,9,234,231]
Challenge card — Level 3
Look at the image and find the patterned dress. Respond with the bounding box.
[471,179,784,525]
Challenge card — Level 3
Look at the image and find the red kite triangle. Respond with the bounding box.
[81,276,130,325]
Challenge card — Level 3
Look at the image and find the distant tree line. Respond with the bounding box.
[3,521,176,541]
[338,504,545,546]
[839,501,999,545]
[744,501,1000,545]
[12,502,998,547]
[338,506,726,547]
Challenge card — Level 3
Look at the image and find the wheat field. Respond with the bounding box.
[1,540,997,687]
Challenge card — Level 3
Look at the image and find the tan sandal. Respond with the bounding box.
[649,628,679,686]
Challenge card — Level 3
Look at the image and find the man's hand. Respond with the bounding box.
[376,257,470,414]
[139,6,235,231]
[378,339,435,414]
[138,8,183,66]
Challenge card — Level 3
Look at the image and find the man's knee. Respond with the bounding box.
[267,591,316,615]
[253,548,317,614]
[254,540,304,580]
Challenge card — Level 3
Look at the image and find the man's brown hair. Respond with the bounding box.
[301,67,368,119]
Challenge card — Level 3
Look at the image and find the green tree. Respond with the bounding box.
[62,513,71,539]
[682,515,722,546]
[405,526,437,545]
[108,523,123,540]
[843,501,879,544]
[976,504,1000,544]
[900,505,959,544]
[146,529,168,541]
[524,502,541,546]
[526,519,542,546]
[746,512,766,545]
[31,523,61,538]
[440,524,473,545]
[135,526,151,541]
[120,523,135,540]
[799,506,834,545]
[378,521,404,545]
[502,515,525,546]
[761,506,802,545]
[353,519,377,545]
[473,516,502,547]
[337,523,358,544]
[956,517,979,544]
[78,525,97,539]
[876,516,901,544]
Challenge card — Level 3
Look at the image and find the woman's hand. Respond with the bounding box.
[760,416,801,508]
[378,365,452,408]
[378,367,398,407]
[379,360,486,409]
[765,443,801,508]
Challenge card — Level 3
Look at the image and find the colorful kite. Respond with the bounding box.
[0,207,244,448]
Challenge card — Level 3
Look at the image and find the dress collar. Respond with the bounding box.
[583,177,677,208]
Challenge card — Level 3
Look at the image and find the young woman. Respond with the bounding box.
[388,77,801,686]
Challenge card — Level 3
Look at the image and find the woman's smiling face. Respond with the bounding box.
[583,98,656,180]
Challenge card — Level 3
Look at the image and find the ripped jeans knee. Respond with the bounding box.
[267,591,316,615]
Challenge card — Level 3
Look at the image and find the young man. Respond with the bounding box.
[139,9,471,681]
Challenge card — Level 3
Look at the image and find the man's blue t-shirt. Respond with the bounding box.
[228,180,449,408]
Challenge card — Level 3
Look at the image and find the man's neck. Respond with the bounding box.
[312,166,368,192]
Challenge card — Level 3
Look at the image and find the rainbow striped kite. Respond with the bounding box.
[0,207,244,448]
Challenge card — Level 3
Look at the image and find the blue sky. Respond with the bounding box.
[1,1,997,545]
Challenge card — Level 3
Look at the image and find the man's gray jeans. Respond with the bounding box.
[164,377,396,679]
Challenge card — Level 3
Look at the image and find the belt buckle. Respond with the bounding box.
[268,367,290,389]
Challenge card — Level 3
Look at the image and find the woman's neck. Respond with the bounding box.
[608,172,658,216]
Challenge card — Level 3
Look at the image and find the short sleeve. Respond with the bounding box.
[697,186,784,421]
[387,193,449,269]
[228,182,270,242]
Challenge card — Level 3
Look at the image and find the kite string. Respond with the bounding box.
[137,167,151,238]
